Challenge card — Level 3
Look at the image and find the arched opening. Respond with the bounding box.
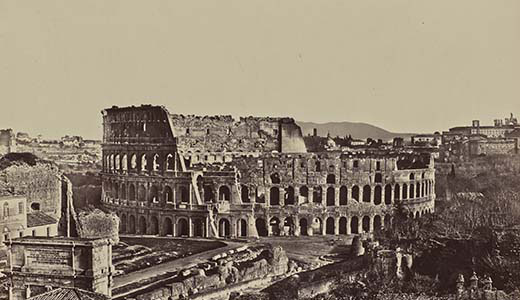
[179,186,189,203]
[352,185,360,201]
[312,217,323,235]
[138,216,147,235]
[409,173,415,180]
[177,218,189,237]
[415,211,420,219]
[403,183,408,199]
[362,216,370,233]
[270,187,280,206]
[122,154,128,171]
[150,216,159,235]
[384,184,392,204]
[219,186,231,201]
[299,186,309,203]
[373,215,382,232]
[313,186,322,204]
[326,217,335,235]
[270,173,280,184]
[339,186,348,205]
[138,184,146,202]
[299,218,308,236]
[115,154,120,170]
[150,185,159,203]
[410,184,415,199]
[120,214,127,233]
[417,183,422,198]
[193,219,204,237]
[153,153,160,171]
[283,217,294,235]
[114,184,119,199]
[30,202,40,211]
[270,217,281,236]
[203,185,214,202]
[363,185,371,203]
[166,153,174,171]
[256,218,268,237]
[326,187,335,206]
[238,219,247,237]
[219,218,231,237]
[121,183,127,200]
[140,154,147,172]
[375,173,382,183]
[129,215,136,234]
[326,174,335,184]
[374,185,382,205]
[164,186,173,203]
[350,216,359,234]
[394,184,400,201]
[285,186,295,205]
[130,154,137,169]
[315,161,321,172]
[129,184,136,201]
[339,217,347,234]
[163,217,173,236]
[241,185,250,203]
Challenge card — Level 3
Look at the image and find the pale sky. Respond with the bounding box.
[1,0,519,139]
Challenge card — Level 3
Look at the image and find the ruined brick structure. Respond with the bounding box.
[101,105,435,238]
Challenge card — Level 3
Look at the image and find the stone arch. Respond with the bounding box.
[415,211,420,219]
[121,183,127,200]
[326,174,336,184]
[219,186,231,201]
[203,185,215,203]
[285,186,295,205]
[130,153,137,169]
[219,218,231,237]
[128,183,136,201]
[115,154,120,170]
[193,218,205,237]
[417,183,422,198]
[138,184,146,202]
[270,217,281,236]
[373,215,382,232]
[138,216,147,234]
[350,216,359,234]
[312,217,323,235]
[238,219,247,237]
[326,187,335,206]
[177,218,189,237]
[166,153,174,171]
[352,185,360,201]
[128,215,136,234]
[374,185,382,205]
[153,153,160,171]
[150,185,159,203]
[256,218,268,237]
[299,186,309,203]
[114,184,119,199]
[384,184,392,204]
[363,185,371,203]
[362,216,370,233]
[122,154,128,171]
[313,186,322,204]
[270,173,280,184]
[270,187,280,206]
[179,186,189,203]
[394,184,400,200]
[409,173,415,180]
[339,217,347,234]
[283,217,295,235]
[163,217,173,236]
[140,154,147,172]
[403,183,408,199]
[164,186,173,203]
[339,186,348,205]
[120,214,127,233]
[150,216,159,235]
[315,161,321,172]
[299,218,308,236]
[241,185,250,203]
[409,184,415,199]
[326,217,335,235]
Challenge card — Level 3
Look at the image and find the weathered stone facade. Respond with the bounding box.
[101,105,435,238]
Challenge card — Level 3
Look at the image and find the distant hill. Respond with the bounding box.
[297,121,415,141]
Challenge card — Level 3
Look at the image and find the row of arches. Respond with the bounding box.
[104,152,175,174]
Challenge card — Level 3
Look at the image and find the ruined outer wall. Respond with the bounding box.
[280,121,307,153]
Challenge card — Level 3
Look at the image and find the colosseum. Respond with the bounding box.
[101,105,435,238]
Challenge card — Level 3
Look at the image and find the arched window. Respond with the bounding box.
[3,203,9,218]
[339,186,348,205]
[165,186,173,203]
[285,186,295,205]
[270,173,280,184]
[270,187,280,206]
[141,154,147,171]
[219,186,231,201]
[352,185,360,201]
[363,185,371,203]
[374,185,382,205]
[394,184,400,200]
[313,186,322,204]
[384,184,392,204]
[130,154,137,169]
[403,183,408,199]
[153,154,160,171]
[121,154,128,171]
[326,174,336,184]
[166,154,174,171]
[326,187,335,206]
[115,154,120,170]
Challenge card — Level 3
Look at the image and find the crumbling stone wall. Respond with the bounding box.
[75,209,119,244]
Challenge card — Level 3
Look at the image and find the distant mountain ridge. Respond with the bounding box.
[297,121,415,141]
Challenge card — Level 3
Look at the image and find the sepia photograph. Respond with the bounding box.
[0,1,519,299]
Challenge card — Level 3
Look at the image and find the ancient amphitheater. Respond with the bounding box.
[101,105,435,238]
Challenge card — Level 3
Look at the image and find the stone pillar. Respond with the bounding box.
[369,216,374,233]
[358,218,363,234]
[334,218,340,235]
[205,216,210,238]
[308,187,314,203]
[188,218,193,237]
[321,219,326,236]
[266,187,270,207]
[279,188,285,206]
[173,219,177,237]
[370,186,375,204]
[334,187,340,206]
[346,216,351,234]
[391,185,395,204]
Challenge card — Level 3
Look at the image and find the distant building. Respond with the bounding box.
[0,129,16,155]
[60,135,84,147]
[411,133,442,147]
